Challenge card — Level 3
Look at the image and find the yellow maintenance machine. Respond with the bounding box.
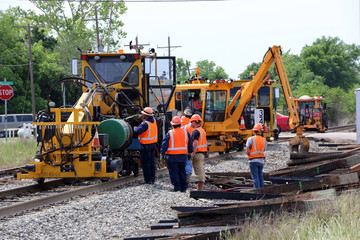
[17,42,177,182]
[169,74,279,153]
[169,45,309,153]
[294,95,328,132]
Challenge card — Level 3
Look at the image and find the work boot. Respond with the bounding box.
[197,181,204,191]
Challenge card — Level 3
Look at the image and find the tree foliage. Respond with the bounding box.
[238,37,360,125]
[196,60,228,80]
[176,58,191,83]
[300,36,360,90]
[26,0,127,50]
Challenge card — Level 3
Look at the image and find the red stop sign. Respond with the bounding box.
[0,85,14,100]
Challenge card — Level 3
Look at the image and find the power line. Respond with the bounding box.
[0,63,29,67]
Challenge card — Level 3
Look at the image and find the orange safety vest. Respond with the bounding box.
[194,127,207,152]
[181,116,190,127]
[184,123,195,135]
[138,120,158,144]
[166,128,189,155]
[249,135,266,159]
[190,99,202,111]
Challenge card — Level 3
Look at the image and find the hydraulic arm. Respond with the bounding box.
[225,45,309,152]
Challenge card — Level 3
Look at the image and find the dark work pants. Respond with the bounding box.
[140,143,157,183]
[166,157,187,191]
[250,161,264,189]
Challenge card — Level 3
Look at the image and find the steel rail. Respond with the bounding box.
[0,168,168,219]
[0,179,65,198]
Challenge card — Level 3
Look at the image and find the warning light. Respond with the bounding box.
[250,71,255,75]
[118,49,124,53]
[81,55,87,60]
[221,79,225,83]
[216,79,219,84]
[134,54,139,59]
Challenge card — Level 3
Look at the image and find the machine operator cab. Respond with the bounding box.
[170,78,230,123]
[295,95,328,132]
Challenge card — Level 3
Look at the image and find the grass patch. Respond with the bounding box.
[231,192,360,240]
[0,138,37,168]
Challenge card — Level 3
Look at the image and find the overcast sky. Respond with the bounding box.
[1,0,359,78]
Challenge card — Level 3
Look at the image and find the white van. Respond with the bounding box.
[0,114,33,137]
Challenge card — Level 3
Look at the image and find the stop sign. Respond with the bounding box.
[0,85,14,100]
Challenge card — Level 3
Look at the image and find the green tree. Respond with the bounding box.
[176,58,191,83]
[16,0,127,71]
[26,0,127,49]
[300,36,360,90]
[238,62,262,80]
[0,8,68,114]
[196,60,228,80]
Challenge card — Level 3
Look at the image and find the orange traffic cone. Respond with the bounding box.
[240,116,246,130]
[92,127,100,147]
[263,121,269,133]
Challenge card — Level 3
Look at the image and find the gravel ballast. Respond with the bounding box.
[0,140,338,239]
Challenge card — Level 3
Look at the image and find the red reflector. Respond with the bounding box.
[81,55,87,60]
[134,54,139,59]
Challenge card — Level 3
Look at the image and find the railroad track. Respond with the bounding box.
[0,168,170,219]
[327,124,356,132]
[0,151,242,220]
[0,166,25,178]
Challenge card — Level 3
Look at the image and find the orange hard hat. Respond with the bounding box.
[252,123,263,131]
[190,114,202,122]
[171,116,181,125]
[141,107,153,116]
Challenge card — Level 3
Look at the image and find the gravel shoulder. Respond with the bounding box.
[0,140,338,240]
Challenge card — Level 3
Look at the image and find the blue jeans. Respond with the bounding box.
[185,159,193,175]
[250,161,264,189]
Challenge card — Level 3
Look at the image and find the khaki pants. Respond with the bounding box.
[192,153,205,182]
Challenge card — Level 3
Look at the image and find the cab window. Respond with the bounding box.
[121,66,139,87]
[181,89,202,114]
[258,87,270,106]
[204,90,226,122]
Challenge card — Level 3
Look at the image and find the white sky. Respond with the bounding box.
[1,0,359,78]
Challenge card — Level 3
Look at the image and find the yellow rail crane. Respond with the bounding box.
[294,95,328,132]
[18,42,177,183]
[169,46,309,153]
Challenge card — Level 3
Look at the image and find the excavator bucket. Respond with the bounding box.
[289,135,310,153]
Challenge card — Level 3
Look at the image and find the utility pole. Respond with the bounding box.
[157,36,181,80]
[124,36,150,51]
[15,24,45,121]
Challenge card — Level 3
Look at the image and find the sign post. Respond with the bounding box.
[0,79,14,142]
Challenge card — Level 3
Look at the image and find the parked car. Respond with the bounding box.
[0,114,33,137]
[276,113,290,132]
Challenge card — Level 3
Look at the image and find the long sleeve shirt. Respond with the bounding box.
[133,116,155,135]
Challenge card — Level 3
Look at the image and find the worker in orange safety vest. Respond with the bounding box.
[134,107,158,184]
[181,107,193,127]
[245,123,267,189]
[189,114,208,190]
[160,116,193,192]
[188,93,202,115]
